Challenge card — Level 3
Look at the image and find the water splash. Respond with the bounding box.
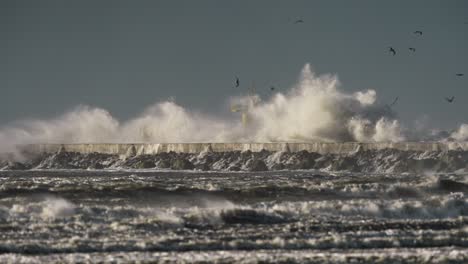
[3,63,466,155]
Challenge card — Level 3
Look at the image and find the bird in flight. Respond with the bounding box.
[409,47,416,52]
[414,31,423,35]
[294,19,304,24]
[389,97,399,107]
[235,77,240,87]
[445,96,455,103]
[385,96,399,111]
[270,86,275,91]
[455,73,464,77]
[388,47,396,56]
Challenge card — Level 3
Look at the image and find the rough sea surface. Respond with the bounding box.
[0,170,467,263]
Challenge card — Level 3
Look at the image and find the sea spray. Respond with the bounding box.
[1,64,466,157]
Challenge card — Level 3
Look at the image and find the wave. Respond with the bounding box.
[1,196,466,256]
[6,196,75,221]
[4,63,467,157]
[3,248,466,264]
[3,187,466,223]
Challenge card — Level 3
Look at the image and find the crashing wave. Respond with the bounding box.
[3,63,453,156]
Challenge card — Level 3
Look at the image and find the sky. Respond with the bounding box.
[1,0,467,130]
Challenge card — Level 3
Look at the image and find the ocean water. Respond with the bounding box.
[0,170,466,263]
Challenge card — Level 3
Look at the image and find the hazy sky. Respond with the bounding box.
[1,0,467,129]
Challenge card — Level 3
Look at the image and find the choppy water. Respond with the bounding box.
[0,170,467,263]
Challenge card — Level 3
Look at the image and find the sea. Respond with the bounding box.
[0,170,466,263]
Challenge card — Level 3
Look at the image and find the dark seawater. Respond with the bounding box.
[0,170,467,263]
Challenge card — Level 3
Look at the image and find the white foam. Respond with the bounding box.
[40,197,76,220]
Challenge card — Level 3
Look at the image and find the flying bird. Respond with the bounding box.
[409,47,416,52]
[235,77,240,87]
[445,96,455,103]
[385,96,399,112]
[455,73,464,77]
[294,19,304,24]
[388,47,396,56]
[270,86,275,91]
[414,31,423,35]
[389,96,399,107]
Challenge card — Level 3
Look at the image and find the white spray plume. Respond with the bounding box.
[0,63,422,155]
[354,90,377,106]
[451,124,468,141]
[0,106,119,154]
[245,64,403,142]
[119,102,235,143]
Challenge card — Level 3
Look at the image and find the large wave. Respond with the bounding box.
[244,64,403,142]
[0,64,465,153]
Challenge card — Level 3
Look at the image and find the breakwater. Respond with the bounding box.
[19,142,468,156]
[2,142,467,172]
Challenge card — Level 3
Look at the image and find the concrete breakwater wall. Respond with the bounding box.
[20,142,468,156]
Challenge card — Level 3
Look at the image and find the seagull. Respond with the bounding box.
[414,31,423,35]
[455,73,464,77]
[409,47,416,52]
[389,47,396,56]
[294,19,304,24]
[235,77,240,87]
[389,96,399,107]
[445,96,455,103]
